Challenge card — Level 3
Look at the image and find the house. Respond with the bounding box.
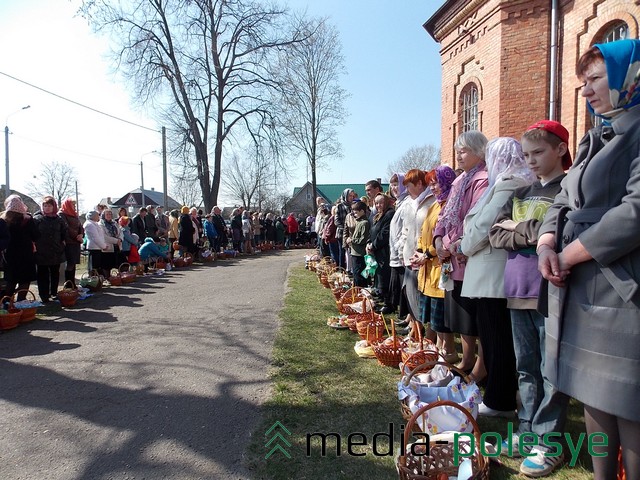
[424,0,639,165]
[285,181,389,217]
[104,188,181,215]
[0,186,39,213]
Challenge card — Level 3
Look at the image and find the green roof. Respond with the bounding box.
[292,183,390,204]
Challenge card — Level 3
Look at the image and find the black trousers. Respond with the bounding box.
[476,297,518,411]
[37,264,60,301]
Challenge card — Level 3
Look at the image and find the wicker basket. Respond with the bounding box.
[397,400,489,480]
[337,288,373,315]
[14,289,39,323]
[0,296,22,330]
[356,312,386,342]
[108,269,123,286]
[399,361,473,424]
[183,252,194,266]
[401,333,440,372]
[118,263,137,284]
[57,281,80,308]
[371,315,408,368]
[80,270,103,292]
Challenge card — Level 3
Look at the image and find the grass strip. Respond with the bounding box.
[247,265,594,479]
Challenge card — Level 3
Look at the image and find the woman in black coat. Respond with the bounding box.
[367,193,394,310]
[2,195,39,301]
[33,196,67,303]
[178,206,195,255]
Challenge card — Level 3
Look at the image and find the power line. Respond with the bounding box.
[13,132,141,166]
[0,70,160,133]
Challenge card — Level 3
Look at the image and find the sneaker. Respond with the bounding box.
[477,402,515,418]
[520,447,564,477]
[500,433,535,458]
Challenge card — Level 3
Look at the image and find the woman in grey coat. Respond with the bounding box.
[538,39,640,479]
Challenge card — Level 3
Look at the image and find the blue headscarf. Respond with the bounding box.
[591,39,640,119]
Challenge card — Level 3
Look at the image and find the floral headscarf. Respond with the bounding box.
[434,166,456,203]
[591,39,640,119]
[4,194,28,214]
[59,198,77,217]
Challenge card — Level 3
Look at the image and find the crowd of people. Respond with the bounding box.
[311,38,640,480]
[0,38,637,480]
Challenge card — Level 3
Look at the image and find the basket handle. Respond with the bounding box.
[90,269,101,278]
[401,399,485,470]
[119,262,131,272]
[14,289,36,302]
[403,360,472,386]
[62,280,76,290]
[1,295,15,308]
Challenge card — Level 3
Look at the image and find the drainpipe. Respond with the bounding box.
[549,0,559,120]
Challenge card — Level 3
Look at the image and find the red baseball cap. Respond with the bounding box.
[525,120,573,170]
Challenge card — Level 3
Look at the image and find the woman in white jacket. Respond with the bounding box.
[83,211,108,275]
[398,169,435,338]
[461,137,536,416]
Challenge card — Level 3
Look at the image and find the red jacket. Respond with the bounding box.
[287,215,299,233]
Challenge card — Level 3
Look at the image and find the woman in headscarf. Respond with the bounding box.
[178,206,195,255]
[168,209,180,258]
[433,130,488,373]
[33,196,67,302]
[460,137,536,417]
[366,193,395,312]
[99,209,122,278]
[1,195,39,301]
[537,39,640,479]
[58,198,84,288]
[409,166,457,359]
[387,173,410,317]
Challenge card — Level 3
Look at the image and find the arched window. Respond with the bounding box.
[460,83,479,132]
[602,21,629,43]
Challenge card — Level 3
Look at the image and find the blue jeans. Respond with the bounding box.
[510,309,570,438]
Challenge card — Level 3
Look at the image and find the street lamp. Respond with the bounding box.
[4,105,31,198]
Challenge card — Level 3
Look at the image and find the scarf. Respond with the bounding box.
[434,166,456,203]
[4,194,28,214]
[591,39,640,120]
[59,198,77,217]
[101,210,119,238]
[438,160,486,232]
[473,137,536,212]
[340,188,354,205]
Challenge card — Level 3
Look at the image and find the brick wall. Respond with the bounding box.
[427,0,640,167]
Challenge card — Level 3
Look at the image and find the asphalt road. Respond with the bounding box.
[0,250,303,480]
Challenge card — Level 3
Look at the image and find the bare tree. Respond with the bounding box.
[27,161,78,207]
[221,147,271,210]
[273,17,348,213]
[80,0,306,212]
[170,174,202,209]
[386,145,441,178]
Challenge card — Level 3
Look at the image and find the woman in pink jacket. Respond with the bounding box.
[433,130,488,374]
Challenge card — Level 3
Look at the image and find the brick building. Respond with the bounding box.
[424,0,640,167]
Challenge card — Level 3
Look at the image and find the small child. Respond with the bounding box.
[489,120,572,477]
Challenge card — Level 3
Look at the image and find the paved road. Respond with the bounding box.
[0,250,303,480]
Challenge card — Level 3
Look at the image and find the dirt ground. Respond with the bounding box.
[0,250,303,480]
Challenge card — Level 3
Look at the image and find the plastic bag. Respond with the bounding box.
[362,254,378,278]
[438,261,454,291]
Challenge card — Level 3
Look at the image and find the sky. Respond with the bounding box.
[0,0,443,211]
